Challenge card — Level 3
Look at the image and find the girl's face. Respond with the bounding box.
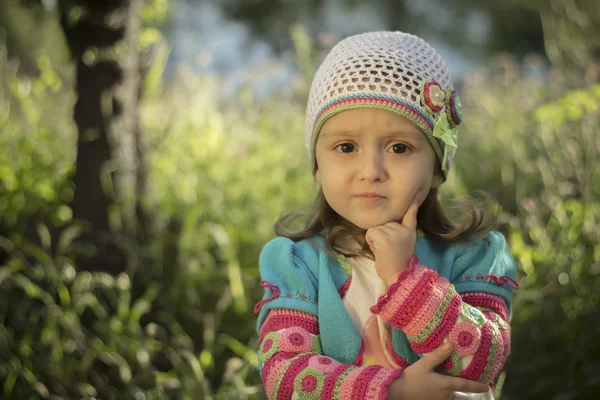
[315,108,442,230]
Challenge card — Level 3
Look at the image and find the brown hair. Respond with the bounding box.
[274,161,499,259]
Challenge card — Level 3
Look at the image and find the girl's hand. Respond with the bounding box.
[365,190,421,285]
[386,342,489,400]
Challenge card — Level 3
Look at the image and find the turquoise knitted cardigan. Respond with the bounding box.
[255,231,517,368]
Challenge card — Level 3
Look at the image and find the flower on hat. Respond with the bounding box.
[446,89,462,127]
[433,111,458,169]
[420,81,446,115]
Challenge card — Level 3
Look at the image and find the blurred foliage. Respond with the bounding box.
[0,0,71,73]
[0,28,314,398]
[1,1,600,399]
[0,236,209,399]
[443,56,600,398]
[0,45,75,238]
[216,0,547,61]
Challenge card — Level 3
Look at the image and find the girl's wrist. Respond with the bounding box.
[383,261,411,285]
[385,375,405,400]
[383,275,396,286]
[383,270,402,286]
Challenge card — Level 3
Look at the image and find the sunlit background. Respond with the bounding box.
[0,0,599,398]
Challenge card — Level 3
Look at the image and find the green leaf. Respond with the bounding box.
[22,242,53,265]
[58,284,70,308]
[0,268,12,286]
[130,299,151,323]
[13,274,43,299]
[73,292,107,319]
[36,223,52,250]
[57,224,81,254]
[3,371,17,397]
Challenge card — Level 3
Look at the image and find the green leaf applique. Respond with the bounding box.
[433,111,458,168]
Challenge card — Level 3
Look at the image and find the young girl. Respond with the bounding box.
[254,31,518,400]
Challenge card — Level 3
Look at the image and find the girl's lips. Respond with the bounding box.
[355,193,386,204]
[356,192,385,198]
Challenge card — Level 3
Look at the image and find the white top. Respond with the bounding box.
[342,255,390,350]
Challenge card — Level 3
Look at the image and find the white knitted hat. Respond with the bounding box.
[306,31,463,180]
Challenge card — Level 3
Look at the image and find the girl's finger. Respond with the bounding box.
[365,233,374,250]
[444,376,489,394]
[401,190,421,231]
[378,224,400,236]
[365,228,381,250]
[383,221,403,229]
[414,341,453,370]
[365,227,380,241]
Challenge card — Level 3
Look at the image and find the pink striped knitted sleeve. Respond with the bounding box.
[370,256,511,385]
[258,308,403,399]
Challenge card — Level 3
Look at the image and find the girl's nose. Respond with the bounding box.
[357,150,387,182]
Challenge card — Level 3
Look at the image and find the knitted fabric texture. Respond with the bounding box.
[255,233,517,361]
[256,233,518,393]
[258,309,403,399]
[369,255,512,384]
[305,31,461,180]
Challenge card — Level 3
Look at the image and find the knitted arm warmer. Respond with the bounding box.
[370,256,510,385]
[258,308,403,399]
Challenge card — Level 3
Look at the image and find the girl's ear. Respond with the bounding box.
[315,169,321,183]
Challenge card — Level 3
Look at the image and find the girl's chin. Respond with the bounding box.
[350,218,402,230]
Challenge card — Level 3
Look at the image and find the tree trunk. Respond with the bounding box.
[59,0,144,274]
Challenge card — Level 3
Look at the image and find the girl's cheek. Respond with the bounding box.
[416,182,430,204]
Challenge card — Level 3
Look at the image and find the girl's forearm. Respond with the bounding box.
[258,309,403,400]
[370,257,511,384]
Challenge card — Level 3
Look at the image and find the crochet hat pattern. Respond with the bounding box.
[305,31,462,181]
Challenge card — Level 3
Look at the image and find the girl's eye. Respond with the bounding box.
[334,143,355,153]
[389,143,409,154]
